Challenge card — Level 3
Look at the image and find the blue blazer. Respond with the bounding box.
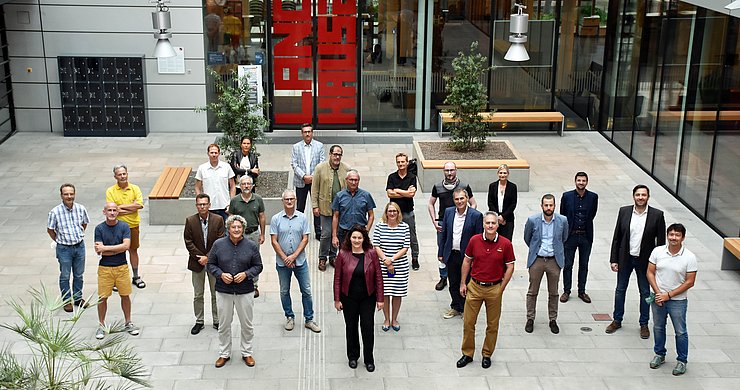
[559,189,598,242]
[290,140,326,188]
[523,213,569,269]
[437,206,483,263]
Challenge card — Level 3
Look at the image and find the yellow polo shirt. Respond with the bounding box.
[105,183,143,228]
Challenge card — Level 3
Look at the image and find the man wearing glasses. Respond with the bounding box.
[290,123,326,240]
[270,189,321,333]
[311,145,350,270]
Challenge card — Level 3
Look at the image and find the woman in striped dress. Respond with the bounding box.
[373,202,410,332]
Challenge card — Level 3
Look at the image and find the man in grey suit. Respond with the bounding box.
[523,194,569,334]
[606,184,666,339]
[291,123,326,239]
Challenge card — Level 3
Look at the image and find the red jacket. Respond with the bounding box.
[333,248,384,302]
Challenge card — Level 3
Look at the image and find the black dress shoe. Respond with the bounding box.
[481,357,492,369]
[549,320,560,334]
[525,319,534,333]
[411,259,420,270]
[456,355,473,368]
[190,323,204,335]
[348,359,358,369]
[435,278,447,291]
[365,363,375,372]
[213,322,219,330]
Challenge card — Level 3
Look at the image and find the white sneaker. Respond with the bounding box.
[304,320,321,333]
[285,317,295,331]
[124,322,140,336]
[443,308,461,319]
[95,326,106,340]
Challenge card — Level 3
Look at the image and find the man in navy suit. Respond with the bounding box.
[524,194,569,334]
[438,188,482,319]
[290,123,326,239]
[606,185,665,339]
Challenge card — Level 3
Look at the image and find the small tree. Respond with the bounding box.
[197,68,270,160]
[0,286,150,389]
[443,42,492,151]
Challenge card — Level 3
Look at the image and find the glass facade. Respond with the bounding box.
[0,5,14,143]
[600,0,740,237]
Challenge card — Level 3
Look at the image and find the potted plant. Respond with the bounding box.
[443,41,492,151]
[0,286,150,389]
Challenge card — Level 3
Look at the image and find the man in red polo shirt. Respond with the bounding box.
[456,211,515,369]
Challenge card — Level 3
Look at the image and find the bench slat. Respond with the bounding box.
[150,167,175,199]
[725,238,740,260]
[163,168,190,199]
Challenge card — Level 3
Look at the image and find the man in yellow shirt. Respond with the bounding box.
[106,164,146,289]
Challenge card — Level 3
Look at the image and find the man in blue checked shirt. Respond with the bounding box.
[47,183,90,312]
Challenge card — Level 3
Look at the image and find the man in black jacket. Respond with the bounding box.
[207,214,263,368]
[606,185,665,339]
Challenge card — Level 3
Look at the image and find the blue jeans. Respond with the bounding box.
[563,234,592,294]
[612,256,650,325]
[56,242,86,302]
[652,299,689,363]
[436,230,448,279]
[276,262,314,321]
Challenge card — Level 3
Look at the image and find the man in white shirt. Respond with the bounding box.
[195,143,235,222]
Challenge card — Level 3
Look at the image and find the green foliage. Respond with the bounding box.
[443,42,492,152]
[0,285,150,389]
[579,5,607,25]
[196,68,270,161]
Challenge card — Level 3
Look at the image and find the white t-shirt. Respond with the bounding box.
[195,160,235,210]
[648,245,698,300]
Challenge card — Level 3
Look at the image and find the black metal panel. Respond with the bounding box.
[58,56,148,137]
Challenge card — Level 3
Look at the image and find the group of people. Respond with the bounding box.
[46,124,698,376]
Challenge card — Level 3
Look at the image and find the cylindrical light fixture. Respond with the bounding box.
[152,0,176,58]
[504,4,530,62]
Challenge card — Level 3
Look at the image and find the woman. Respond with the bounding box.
[230,136,260,193]
[372,202,410,332]
[333,225,384,372]
[487,164,517,241]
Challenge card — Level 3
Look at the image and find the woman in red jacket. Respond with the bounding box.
[334,225,384,372]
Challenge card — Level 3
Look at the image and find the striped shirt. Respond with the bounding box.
[47,202,89,245]
[372,221,410,297]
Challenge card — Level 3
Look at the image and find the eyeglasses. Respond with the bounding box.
[283,198,296,201]
[196,203,210,207]
[444,169,456,172]
[332,153,343,157]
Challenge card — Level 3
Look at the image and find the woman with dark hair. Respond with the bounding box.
[230,136,260,193]
[333,225,384,372]
[487,164,518,240]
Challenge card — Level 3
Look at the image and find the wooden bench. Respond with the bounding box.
[149,166,192,199]
[721,238,740,271]
[439,111,565,136]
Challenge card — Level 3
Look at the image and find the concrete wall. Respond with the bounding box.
[5,0,207,133]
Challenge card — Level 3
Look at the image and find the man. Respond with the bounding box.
[438,188,483,320]
[291,123,325,239]
[48,183,90,312]
[184,194,225,335]
[456,212,515,369]
[523,194,569,334]
[607,184,666,339]
[559,172,599,303]
[207,215,263,368]
[106,164,146,289]
[386,153,420,270]
[646,223,697,376]
[270,189,321,333]
[311,145,350,270]
[94,202,140,340]
[332,169,376,250]
[195,143,236,221]
[428,162,477,291]
[228,175,266,297]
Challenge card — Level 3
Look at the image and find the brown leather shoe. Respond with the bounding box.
[559,293,569,303]
[640,325,650,339]
[318,258,327,271]
[605,321,621,334]
[578,293,592,303]
[243,356,255,367]
[215,357,230,368]
[63,303,74,313]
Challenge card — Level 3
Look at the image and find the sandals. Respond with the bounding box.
[132,276,146,289]
[382,325,390,332]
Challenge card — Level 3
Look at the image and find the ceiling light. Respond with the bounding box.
[504,3,530,62]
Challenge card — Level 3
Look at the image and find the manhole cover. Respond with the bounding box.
[580,327,592,332]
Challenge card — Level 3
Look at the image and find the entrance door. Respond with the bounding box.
[269,0,359,129]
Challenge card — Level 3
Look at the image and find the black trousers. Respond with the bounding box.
[340,293,376,364]
[498,221,514,241]
[296,184,321,235]
[447,250,466,312]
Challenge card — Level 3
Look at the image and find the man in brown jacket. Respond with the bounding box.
[184,194,225,335]
[311,145,350,271]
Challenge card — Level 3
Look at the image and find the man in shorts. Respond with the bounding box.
[106,164,146,289]
[94,202,140,340]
